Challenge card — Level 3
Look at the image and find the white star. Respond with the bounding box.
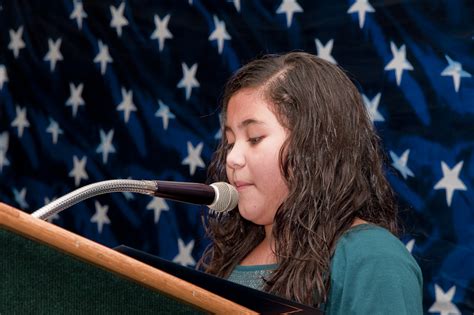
[428,284,460,315]
[70,0,88,30]
[8,26,25,59]
[362,93,384,122]
[215,129,222,140]
[441,55,471,93]
[209,15,231,54]
[347,0,375,29]
[182,141,205,176]
[66,83,85,117]
[110,2,128,37]
[405,239,415,253]
[146,197,169,223]
[122,191,134,200]
[172,238,196,267]
[276,0,303,28]
[150,14,173,52]
[390,149,414,180]
[434,161,467,207]
[44,197,60,222]
[0,131,10,172]
[0,64,8,90]
[46,117,63,144]
[384,42,413,86]
[315,38,337,64]
[177,63,200,100]
[13,187,29,209]
[44,38,63,72]
[11,105,30,138]
[116,87,136,123]
[214,115,223,140]
[93,40,113,75]
[90,201,111,233]
[0,131,9,151]
[122,177,135,200]
[230,0,241,12]
[0,150,9,172]
[68,155,88,187]
[0,132,9,172]
[155,100,175,130]
[96,129,116,164]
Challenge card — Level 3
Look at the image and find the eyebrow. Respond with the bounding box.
[224,118,265,132]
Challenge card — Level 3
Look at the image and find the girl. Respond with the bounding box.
[199,52,422,314]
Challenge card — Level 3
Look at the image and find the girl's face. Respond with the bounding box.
[225,88,289,228]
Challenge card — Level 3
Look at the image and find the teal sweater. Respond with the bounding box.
[227,224,423,314]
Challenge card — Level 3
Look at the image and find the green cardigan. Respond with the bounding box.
[227,224,423,314]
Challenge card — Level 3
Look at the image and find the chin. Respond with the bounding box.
[238,206,259,222]
[238,208,269,226]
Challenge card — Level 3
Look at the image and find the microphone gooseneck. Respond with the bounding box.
[31,179,238,220]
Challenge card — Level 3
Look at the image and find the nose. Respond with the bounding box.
[226,141,245,169]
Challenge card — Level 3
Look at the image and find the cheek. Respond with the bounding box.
[256,146,288,194]
[260,167,288,197]
[250,159,288,224]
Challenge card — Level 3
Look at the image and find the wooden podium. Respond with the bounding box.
[1,202,320,314]
[0,202,255,314]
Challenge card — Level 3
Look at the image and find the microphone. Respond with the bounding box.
[31,180,238,220]
[152,181,238,213]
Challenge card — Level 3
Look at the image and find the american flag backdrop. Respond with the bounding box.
[0,0,473,313]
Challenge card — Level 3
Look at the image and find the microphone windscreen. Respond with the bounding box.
[208,182,238,213]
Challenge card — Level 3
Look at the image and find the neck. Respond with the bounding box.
[239,224,276,266]
[264,224,273,242]
[351,217,368,227]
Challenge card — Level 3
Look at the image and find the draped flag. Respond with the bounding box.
[1,0,473,312]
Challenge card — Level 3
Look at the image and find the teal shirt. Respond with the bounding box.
[227,263,278,289]
[227,224,423,314]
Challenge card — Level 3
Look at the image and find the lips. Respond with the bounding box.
[233,180,253,191]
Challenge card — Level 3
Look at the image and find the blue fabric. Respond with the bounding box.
[0,1,472,312]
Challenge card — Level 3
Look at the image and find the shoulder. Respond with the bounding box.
[326,224,423,314]
[334,224,410,262]
[332,224,421,277]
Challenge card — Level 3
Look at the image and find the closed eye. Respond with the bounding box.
[248,137,263,145]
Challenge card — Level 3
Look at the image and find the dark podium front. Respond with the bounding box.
[0,202,321,314]
[116,246,321,314]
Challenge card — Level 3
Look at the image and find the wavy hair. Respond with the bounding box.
[198,52,398,306]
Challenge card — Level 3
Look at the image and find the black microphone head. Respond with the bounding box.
[208,182,238,213]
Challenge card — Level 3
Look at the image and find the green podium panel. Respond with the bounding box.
[0,229,204,314]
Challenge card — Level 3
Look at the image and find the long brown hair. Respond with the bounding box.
[199,52,398,306]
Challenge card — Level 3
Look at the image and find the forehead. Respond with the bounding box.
[225,88,279,127]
